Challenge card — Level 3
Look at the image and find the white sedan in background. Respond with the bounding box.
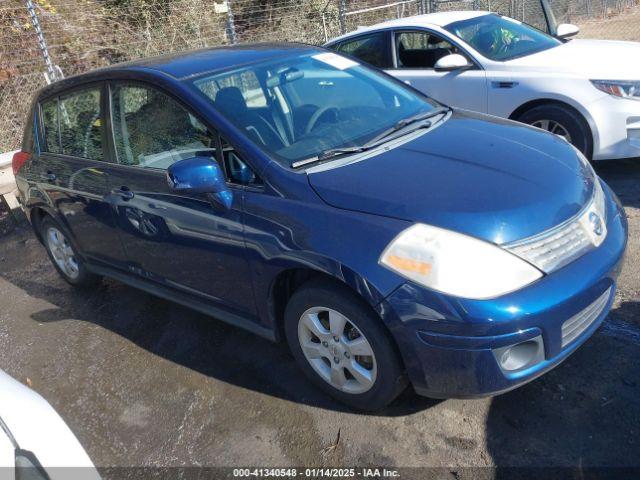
[0,370,100,480]
[326,11,640,161]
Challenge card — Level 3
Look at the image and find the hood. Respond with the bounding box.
[308,110,594,245]
[507,39,640,80]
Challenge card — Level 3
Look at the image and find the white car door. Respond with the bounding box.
[386,29,488,113]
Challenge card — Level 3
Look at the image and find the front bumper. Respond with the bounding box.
[379,183,628,398]
[589,95,640,161]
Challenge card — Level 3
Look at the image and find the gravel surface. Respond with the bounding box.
[579,11,640,42]
[0,160,638,473]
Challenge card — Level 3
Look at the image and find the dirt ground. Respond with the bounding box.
[578,11,640,41]
[0,160,639,476]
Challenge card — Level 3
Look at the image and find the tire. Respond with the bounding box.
[39,216,101,288]
[284,279,407,411]
[517,103,593,160]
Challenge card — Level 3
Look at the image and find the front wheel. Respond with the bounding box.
[284,279,407,411]
[518,104,593,160]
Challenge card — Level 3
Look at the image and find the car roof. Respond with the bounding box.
[326,10,491,44]
[37,42,320,99]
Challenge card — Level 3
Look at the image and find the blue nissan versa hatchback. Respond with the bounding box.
[13,44,627,410]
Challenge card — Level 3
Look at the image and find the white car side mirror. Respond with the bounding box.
[434,53,472,72]
[556,23,580,39]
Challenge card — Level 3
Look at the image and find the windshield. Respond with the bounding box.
[444,14,562,61]
[192,51,440,166]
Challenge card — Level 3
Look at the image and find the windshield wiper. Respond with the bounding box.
[364,107,451,147]
[291,106,451,169]
[292,146,367,168]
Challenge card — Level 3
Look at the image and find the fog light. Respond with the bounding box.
[493,335,545,373]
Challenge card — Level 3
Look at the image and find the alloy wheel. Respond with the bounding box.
[297,306,377,394]
[46,227,80,280]
[530,119,573,143]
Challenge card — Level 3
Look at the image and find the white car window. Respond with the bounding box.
[444,13,561,61]
[395,31,461,69]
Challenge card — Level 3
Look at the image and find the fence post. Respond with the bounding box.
[226,0,238,44]
[25,0,60,83]
[339,0,347,34]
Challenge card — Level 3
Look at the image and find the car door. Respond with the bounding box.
[104,81,256,317]
[35,85,128,268]
[388,29,488,113]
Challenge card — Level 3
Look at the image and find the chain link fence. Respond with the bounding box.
[1,0,639,153]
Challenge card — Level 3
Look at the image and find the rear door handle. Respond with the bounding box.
[41,171,56,182]
[112,186,134,200]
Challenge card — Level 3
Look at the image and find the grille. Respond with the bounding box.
[506,217,593,273]
[505,178,607,274]
[561,287,612,348]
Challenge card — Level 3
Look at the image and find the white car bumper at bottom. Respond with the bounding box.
[589,95,640,160]
[0,370,100,480]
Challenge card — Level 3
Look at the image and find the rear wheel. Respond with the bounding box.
[40,216,100,287]
[517,103,593,160]
[284,279,406,410]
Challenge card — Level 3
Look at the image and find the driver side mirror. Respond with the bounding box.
[434,54,473,72]
[167,156,233,209]
[556,23,580,39]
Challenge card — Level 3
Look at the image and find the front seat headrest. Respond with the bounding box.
[215,87,248,115]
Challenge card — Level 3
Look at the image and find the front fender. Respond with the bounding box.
[489,77,600,152]
[242,186,410,334]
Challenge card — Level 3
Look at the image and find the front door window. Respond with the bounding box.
[110,84,217,169]
[395,31,463,69]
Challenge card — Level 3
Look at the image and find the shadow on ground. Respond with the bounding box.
[597,158,640,209]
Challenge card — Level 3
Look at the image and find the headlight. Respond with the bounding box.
[579,175,607,247]
[571,144,607,225]
[380,224,543,300]
[591,80,640,100]
[593,175,606,221]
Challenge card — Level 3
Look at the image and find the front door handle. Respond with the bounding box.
[112,186,134,200]
[491,81,518,89]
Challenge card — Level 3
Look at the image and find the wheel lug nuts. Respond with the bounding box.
[344,352,350,359]
[322,341,328,348]
[333,357,340,364]
[333,336,339,342]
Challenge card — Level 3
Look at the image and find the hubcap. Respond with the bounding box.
[530,119,572,143]
[297,307,377,394]
[46,227,79,280]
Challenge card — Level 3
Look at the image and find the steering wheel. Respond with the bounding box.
[305,105,340,135]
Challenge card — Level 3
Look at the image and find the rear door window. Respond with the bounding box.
[333,32,393,68]
[59,87,104,160]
